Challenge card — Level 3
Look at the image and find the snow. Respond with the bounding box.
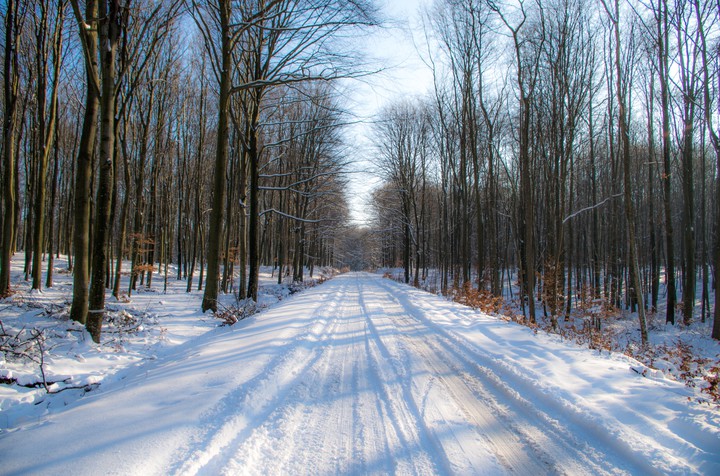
[1,265,719,474]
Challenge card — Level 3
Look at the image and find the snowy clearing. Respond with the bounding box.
[1,272,718,475]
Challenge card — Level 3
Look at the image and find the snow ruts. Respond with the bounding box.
[173,273,653,475]
[0,272,714,475]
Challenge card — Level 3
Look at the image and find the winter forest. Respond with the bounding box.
[2,0,720,472]
[370,0,720,344]
[4,0,720,342]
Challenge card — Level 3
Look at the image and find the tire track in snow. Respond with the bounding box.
[222,274,437,475]
[357,279,452,475]
[375,277,664,475]
[335,281,398,475]
[169,287,346,476]
[173,273,668,475]
[361,279,551,474]
[220,283,362,474]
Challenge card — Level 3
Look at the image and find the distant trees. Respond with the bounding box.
[374,100,430,286]
[372,0,720,340]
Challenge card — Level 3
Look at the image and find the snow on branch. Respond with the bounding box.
[260,208,321,223]
[562,194,622,224]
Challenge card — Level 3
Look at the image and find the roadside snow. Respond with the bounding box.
[0,256,329,432]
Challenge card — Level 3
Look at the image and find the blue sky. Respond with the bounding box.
[345,0,435,225]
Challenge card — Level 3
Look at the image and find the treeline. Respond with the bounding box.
[371,0,720,342]
[0,0,378,341]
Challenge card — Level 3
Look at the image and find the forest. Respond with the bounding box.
[369,0,720,345]
[1,0,719,346]
[1,0,378,342]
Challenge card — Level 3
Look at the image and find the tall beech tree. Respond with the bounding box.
[68,0,122,340]
[1,0,25,296]
[600,0,648,345]
[673,0,701,325]
[193,0,234,312]
[67,0,99,326]
[68,0,178,340]
[652,0,678,326]
[488,0,544,322]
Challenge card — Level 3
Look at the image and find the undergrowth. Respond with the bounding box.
[447,281,504,314]
[1,301,157,393]
[214,268,337,326]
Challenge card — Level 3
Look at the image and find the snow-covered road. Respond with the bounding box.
[1,273,718,475]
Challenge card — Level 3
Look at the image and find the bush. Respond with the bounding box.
[449,282,504,314]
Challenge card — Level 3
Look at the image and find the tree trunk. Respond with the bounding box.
[656,0,677,325]
[46,124,60,288]
[32,3,63,291]
[145,151,160,289]
[520,93,536,322]
[198,222,205,291]
[247,91,262,301]
[404,214,411,284]
[177,144,184,281]
[128,93,154,294]
[113,127,131,299]
[238,149,248,300]
[647,72,660,311]
[609,0,648,345]
[1,0,21,296]
[69,0,100,325]
[202,0,232,312]
[681,105,696,325]
[87,0,120,342]
[589,97,601,298]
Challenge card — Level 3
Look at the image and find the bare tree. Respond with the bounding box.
[643,0,678,325]
[374,99,430,285]
[694,0,720,339]
[488,0,545,322]
[193,0,235,312]
[30,0,64,291]
[1,0,26,296]
[67,0,100,325]
[673,0,701,325]
[600,0,649,344]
